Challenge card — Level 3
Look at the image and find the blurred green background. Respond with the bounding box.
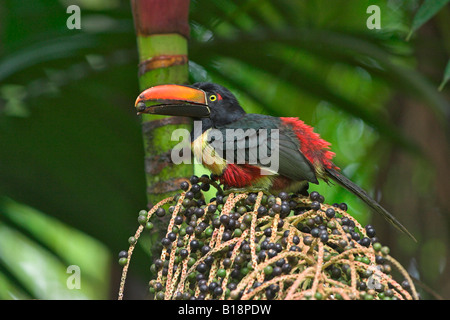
[0,0,449,299]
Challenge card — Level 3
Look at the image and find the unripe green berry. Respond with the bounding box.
[118,257,128,266]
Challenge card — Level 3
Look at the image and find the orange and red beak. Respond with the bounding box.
[134,84,210,118]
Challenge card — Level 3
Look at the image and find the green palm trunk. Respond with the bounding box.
[131,0,193,207]
[131,0,193,249]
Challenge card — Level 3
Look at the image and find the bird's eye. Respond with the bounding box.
[209,95,217,101]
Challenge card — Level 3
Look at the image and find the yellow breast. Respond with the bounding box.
[191,128,227,175]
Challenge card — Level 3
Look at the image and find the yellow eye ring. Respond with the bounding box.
[209,95,217,101]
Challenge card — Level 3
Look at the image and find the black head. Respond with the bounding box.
[192,82,246,126]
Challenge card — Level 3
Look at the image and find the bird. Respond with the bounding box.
[134,82,416,241]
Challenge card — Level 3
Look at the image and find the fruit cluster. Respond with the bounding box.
[118,175,418,300]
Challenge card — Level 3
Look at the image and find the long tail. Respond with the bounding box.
[325,167,416,242]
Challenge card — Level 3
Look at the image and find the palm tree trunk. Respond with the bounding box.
[131,0,193,209]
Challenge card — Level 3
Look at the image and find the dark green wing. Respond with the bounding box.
[209,114,319,183]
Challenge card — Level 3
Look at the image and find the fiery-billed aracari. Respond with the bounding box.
[135,82,415,241]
